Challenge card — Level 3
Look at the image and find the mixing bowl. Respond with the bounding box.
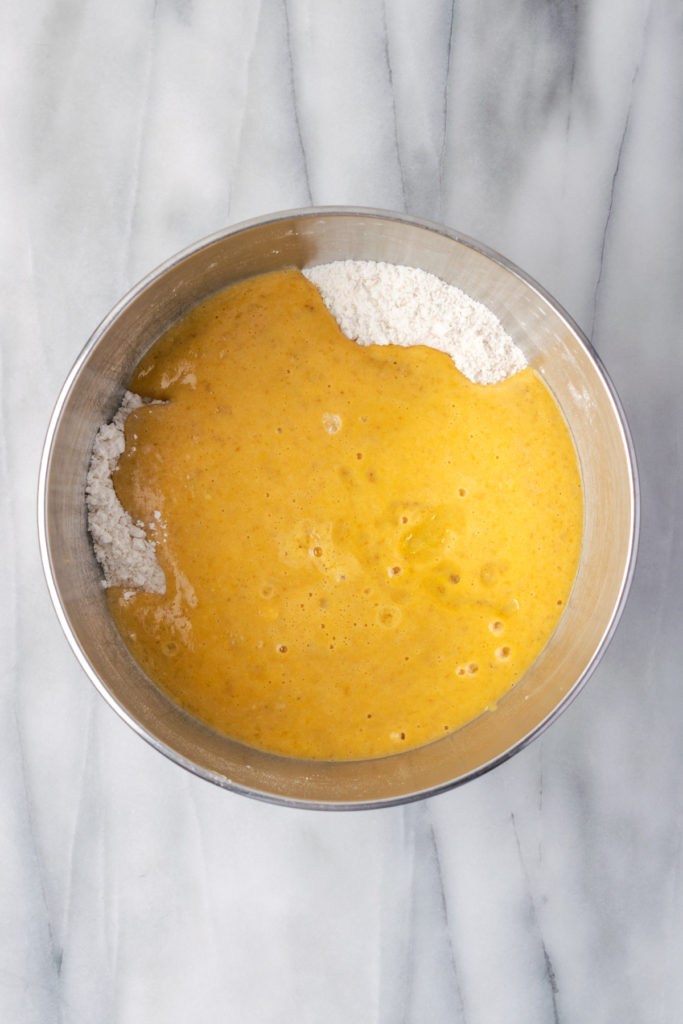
[38,207,639,809]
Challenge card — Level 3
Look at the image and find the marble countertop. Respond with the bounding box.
[3,2,681,1021]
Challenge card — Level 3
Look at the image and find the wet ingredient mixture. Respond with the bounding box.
[106,269,582,760]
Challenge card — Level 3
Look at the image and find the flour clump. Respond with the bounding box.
[86,391,166,594]
[303,260,526,384]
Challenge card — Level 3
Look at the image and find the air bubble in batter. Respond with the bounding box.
[322,413,342,434]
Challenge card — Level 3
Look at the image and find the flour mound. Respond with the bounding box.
[303,260,526,385]
[86,391,166,594]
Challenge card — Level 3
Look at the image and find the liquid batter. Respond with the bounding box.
[108,270,582,760]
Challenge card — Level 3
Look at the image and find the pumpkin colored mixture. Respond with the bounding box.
[108,270,582,760]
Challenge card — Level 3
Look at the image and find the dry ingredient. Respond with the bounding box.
[303,260,526,385]
[87,262,526,593]
[86,391,166,593]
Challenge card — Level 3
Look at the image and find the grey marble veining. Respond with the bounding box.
[2,1,682,1021]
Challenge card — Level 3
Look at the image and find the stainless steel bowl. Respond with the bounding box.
[38,207,639,809]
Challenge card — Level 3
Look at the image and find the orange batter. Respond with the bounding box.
[108,270,582,760]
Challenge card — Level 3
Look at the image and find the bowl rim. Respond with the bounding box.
[37,205,640,809]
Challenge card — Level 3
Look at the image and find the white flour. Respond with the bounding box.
[303,260,525,385]
[86,391,166,593]
[88,261,525,590]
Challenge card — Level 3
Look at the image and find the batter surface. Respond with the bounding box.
[108,270,582,760]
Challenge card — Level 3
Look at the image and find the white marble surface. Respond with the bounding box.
[2,1,682,1021]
